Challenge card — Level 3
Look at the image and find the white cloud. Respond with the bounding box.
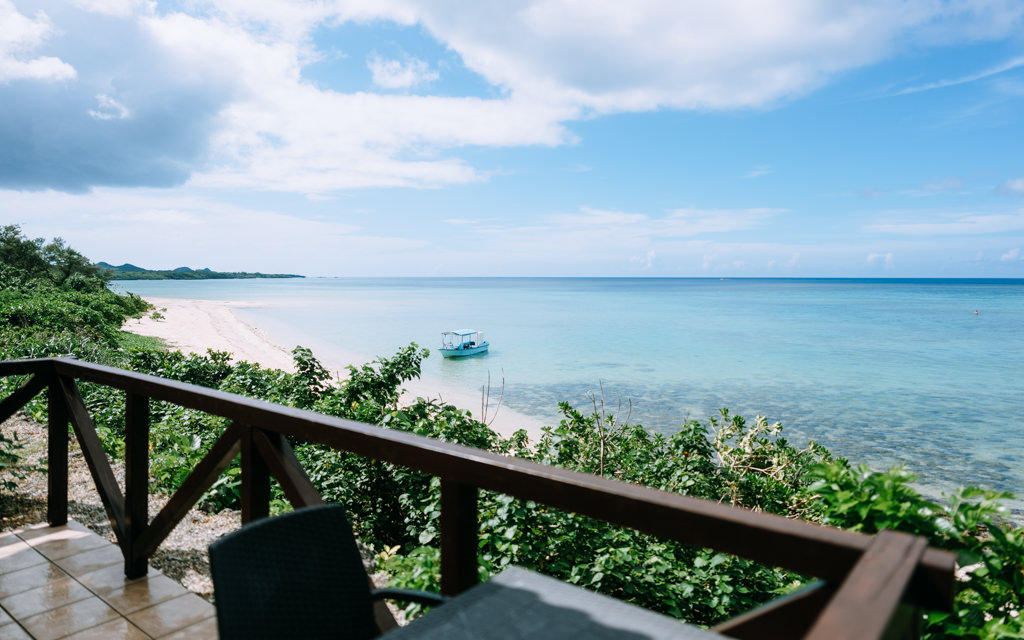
[404,0,1024,113]
[744,165,773,179]
[999,177,1024,195]
[70,0,151,18]
[866,252,894,267]
[0,0,76,82]
[921,177,964,192]
[1001,248,1021,262]
[630,250,656,269]
[169,0,1021,194]
[368,54,439,89]
[5,0,1024,195]
[546,206,782,238]
[88,94,131,120]
[463,205,781,270]
[137,11,577,193]
[0,188,419,275]
[866,211,1024,235]
[895,55,1024,95]
[899,177,967,197]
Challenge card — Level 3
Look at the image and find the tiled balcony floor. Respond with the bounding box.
[0,521,217,639]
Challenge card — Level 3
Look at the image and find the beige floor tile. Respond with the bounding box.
[9,524,52,540]
[14,522,91,544]
[128,593,215,638]
[22,528,108,563]
[0,576,92,620]
[20,597,120,640]
[0,621,34,640]
[75,565,155,597]
[102,575,188,616]
[61,617,150,640]
[0,563,70,600]
[0,532,23,548]
[0,544,48,576]
[51,546,123,579]
[156,615,218,640]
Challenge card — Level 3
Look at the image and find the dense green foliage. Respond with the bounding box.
[0,226,150,484]
[0,226,150,360]
[1,228,1020,637]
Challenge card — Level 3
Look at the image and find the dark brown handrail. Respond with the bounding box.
[0,357,956,639]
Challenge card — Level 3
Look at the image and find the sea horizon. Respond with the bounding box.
[290,274,1024,282]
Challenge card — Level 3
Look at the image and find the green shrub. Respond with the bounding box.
[807,463,1023,638]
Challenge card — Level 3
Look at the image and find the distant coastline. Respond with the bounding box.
[97,262,304,280]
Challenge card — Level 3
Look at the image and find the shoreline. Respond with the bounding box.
[125,297,545,439]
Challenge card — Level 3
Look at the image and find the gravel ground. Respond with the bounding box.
[0,412,240,600]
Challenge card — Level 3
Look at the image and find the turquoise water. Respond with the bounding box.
[116,278,1024,514]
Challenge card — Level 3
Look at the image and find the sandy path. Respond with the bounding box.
[125,297,544,439]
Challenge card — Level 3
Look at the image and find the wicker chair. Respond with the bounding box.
[209,504,446,639]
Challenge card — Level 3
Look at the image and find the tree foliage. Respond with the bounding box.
[0,225,104,289]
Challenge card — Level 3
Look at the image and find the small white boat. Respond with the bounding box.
[440,329,489,358]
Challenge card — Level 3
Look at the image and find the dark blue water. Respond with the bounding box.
[117,278,1024,514]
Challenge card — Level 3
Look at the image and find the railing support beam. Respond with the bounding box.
[137,424,242,559]
[47,379,68,527]
[0,373,47,425]
[440,480,478,596]
[240,424,270,524]
[252,430,323,509]
[58,376,127,543]
[124,393,150,578]
[714,581,834,640]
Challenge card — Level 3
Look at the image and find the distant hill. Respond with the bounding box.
[96,262,304,280]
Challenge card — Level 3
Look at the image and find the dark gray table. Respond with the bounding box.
[387,567,724,639]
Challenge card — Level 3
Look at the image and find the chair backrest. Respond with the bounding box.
[208,504,379,640]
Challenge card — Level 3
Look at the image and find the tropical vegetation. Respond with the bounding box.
[0,226,1020,638]
[96,262,303,280]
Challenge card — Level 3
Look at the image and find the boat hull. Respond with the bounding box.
[439,343,489,358]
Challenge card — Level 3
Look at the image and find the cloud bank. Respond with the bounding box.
[2,0,1023,194]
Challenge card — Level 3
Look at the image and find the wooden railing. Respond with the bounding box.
[0,357,955,639]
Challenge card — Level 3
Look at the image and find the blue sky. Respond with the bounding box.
[2,0,1024,277]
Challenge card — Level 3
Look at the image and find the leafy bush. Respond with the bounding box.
[381,401,827,624]
[807,463,1023,638]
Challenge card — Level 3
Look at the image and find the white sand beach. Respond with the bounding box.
[125,297,545,439]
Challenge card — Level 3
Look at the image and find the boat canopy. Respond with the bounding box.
[443,329,480,336]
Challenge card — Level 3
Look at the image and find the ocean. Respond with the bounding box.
[115,277,1024,515]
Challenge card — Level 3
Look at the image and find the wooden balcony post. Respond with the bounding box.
[47,380,69,526]
[440,480,478,596]
[240,425,270,524]
[124,393,150,578]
